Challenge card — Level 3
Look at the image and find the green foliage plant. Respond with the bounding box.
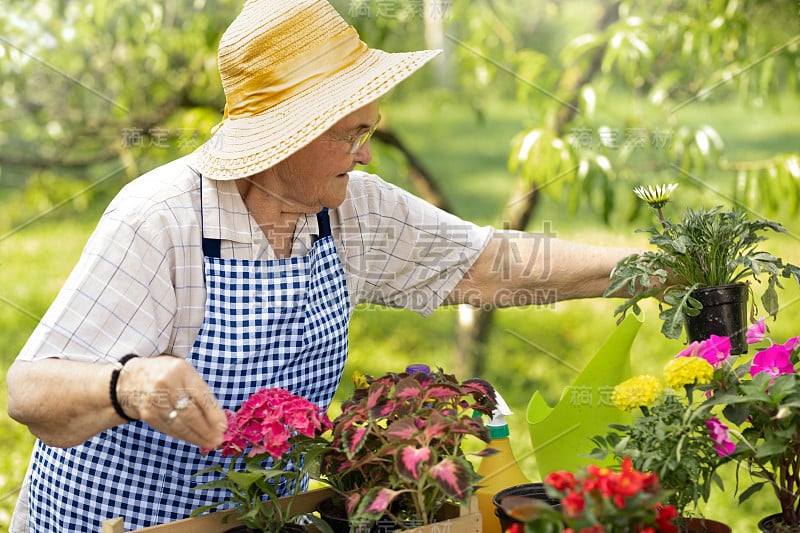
[320,368,496,529]
[604,184,800,339]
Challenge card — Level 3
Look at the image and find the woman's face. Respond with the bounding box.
[251,101,379,214]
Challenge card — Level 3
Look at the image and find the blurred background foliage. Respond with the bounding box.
[1,0,800,529]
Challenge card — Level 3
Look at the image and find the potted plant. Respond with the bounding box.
[588,348,735,531]
[499,456,680,532]
[191,387,334,533]
[695,319,800,532]
[319,367,497,530]
[604,183,800,353]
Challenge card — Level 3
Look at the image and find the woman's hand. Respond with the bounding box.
[117,356,227,450]
[7,356,227,450]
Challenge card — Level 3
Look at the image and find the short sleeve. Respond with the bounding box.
[17,203,180,364]
[336,173,494,317]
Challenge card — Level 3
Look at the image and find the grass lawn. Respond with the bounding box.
[1,92,799,529]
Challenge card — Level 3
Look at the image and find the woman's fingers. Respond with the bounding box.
[117,356,227,449]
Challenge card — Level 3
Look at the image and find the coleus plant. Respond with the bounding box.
[320,368,497,529]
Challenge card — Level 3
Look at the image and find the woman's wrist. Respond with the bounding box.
[109,354,139,422]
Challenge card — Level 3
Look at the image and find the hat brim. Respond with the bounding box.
[195,48,440,180]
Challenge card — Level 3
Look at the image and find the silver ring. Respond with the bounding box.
[174,395,192,410]
[165,395,192,425]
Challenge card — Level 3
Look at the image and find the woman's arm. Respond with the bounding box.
[7,356,226,449]
[446,230,640,307]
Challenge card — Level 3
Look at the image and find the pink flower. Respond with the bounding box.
[750,344,795,378]
[675,335,731,368]
[705,417,735,457]
[785,336,800,352]
[217,387,330,460]
[676,341,701,358]
[746,318,767,345]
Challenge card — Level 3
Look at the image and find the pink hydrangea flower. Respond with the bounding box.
[705,417,735,457]
[750,344,795,378]
[746,317,767,345]
[217,387,331,460]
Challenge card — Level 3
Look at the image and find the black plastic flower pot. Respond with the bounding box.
[491,482,561,532]
[224,524,305,533]
[757,513,779,532]
[316,496,404,533]
[684,282,748,355]
[757,512,800,532]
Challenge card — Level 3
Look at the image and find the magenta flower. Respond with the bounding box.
[676,341,701,358]
[746,318,767,345]
[676,335,731,368]
[750,344,795,378]
[698,335,732,367]
[785,336,800,351]
[705,417,735,457]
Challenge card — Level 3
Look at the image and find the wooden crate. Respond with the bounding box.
[101,488,481,533]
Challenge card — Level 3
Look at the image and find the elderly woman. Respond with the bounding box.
[7,0,639,531]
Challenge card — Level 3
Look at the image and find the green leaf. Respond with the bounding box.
[227,471,264,491]
[659,306,684,339]
[738,481,767,504]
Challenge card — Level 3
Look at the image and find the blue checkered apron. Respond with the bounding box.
[27,206,350,532]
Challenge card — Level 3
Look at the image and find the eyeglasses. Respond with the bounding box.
[330,115,381,154]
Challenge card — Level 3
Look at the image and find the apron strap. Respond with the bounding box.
[202,237,222,258]
[198,174,223,258]
[316,208,332,239]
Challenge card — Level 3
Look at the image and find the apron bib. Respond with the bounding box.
[27,202,349,531]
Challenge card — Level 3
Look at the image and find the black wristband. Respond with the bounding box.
[109,354,139,422]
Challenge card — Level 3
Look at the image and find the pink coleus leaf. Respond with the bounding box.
[423,383,462,402]
[370,399,399,419]
[356,487,400,520]
[421,411,451,440]
[394,376,423,400]
[396,446,432,481]
[345,492,364,516]
[429,456,475,502]
[342,425,369,459]
[461,377,494,399]
[366,381,391,410]
[384,418,418,441]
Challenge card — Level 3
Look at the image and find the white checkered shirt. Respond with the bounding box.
[17,153,493,364]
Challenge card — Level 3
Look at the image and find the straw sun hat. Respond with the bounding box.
[196,0,440,180]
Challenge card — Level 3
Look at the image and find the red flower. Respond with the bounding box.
[542,458,677,532]
[655,505,678,533]
[562,491,586,518]
[546,470,577,491]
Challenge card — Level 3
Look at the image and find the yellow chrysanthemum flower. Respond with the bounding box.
[633,183,678,209]
[611,375,663,411]
[351,370,369,389]
[663,357,713,389]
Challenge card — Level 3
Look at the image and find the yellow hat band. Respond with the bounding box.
[223,26,367,122]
